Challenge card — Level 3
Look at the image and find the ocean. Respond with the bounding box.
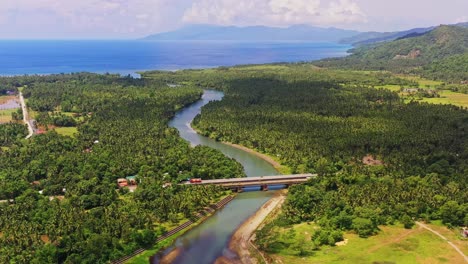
[0,40,350,76]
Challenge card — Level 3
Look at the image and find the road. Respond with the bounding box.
[416,221,468,263]
[19,91,34,139]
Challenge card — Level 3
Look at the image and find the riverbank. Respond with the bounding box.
[217,190,287,264]
[191,124,290,175]
[119,194,236,264]
[222,142,291,175]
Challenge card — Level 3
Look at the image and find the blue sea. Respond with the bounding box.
[0,40,350,76]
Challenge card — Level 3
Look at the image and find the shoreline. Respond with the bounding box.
[218,190,287,264]
[221,142,287,174]
[119,194,236,264]
[191,123,290,174]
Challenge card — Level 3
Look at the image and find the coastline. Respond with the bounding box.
[218,190,287,264]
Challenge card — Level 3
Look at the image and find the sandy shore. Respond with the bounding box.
[159,247,181,264]
[222,142,284,172]
[219,191,286,264]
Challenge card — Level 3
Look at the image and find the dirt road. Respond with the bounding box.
[19,92,34,139]
[416,222,468,263]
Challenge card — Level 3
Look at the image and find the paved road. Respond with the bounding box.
[416,222,468,263]
[19,92,34,139]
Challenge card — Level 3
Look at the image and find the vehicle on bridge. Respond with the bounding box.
[189,178,202,183]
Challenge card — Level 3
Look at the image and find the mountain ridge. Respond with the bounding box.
[314,25,468,81]
[143,22,468,44]
[143,24,361,42]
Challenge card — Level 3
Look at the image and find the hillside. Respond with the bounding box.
[315,25,468,79]
[144,24,360,42]
[340,22,467,45]
[339,27,435,46]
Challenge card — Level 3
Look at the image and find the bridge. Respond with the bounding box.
[188,174,316,191]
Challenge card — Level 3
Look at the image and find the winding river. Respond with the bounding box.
[151,90,280,263]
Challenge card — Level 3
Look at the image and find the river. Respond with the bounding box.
[150,90,280,263]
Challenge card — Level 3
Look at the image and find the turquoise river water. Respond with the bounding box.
[150,90,280,263]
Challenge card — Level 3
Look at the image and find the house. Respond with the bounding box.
[403,88,419,93]
[117,178,128,187]
[462,227,468,238]
[126,176,138,185]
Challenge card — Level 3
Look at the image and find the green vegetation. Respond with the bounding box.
[0,73,245,263]
[0,108,16,123]
[315,25,468,83]
[144,65,467,260]
[54,127,78,137]
[264,223,466,264]
[1,32,466,262]
[422,53,468,82]
[0,123,27,147]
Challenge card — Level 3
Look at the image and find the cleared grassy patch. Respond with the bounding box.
[54,127,78,137]
[268,224,466,264]
[418,90,468,107]
[0,109,15,123]
[397,75,443,88]
[375,84,402,92]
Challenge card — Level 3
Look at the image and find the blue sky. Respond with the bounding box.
[0,0,466,39]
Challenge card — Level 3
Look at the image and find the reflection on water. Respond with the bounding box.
[151,90,279,263]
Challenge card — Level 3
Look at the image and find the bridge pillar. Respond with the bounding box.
[260,184,268,191]
[234,187,243,193]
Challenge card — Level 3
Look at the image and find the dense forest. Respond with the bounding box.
[0,73,244,263]
[144,65,467,252]
[315,25,468,83]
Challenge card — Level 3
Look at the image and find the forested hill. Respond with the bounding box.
[315,25,468,82]
[339,22,467,46]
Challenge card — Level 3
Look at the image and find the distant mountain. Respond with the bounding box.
[143,24,361,42]
[455,22,468,28]
[339,22,468,46]
[315,25,468,81]
[339,27,436,45]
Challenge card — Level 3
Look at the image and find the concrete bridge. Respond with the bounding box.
[189,173,316,192]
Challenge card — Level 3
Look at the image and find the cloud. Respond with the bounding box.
[182,0,367,27]
[0,0,184,37]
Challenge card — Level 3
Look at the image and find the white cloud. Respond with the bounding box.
[182,0,367,27]
[0,0,183,38]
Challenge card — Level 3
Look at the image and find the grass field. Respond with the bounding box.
[54,127,78,137]
[418,90,468,107]
[268,223,467,264]
[397,75,444,88]
[373,86,468,107]
[0,109,15,123]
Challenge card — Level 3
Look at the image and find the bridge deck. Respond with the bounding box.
[187,173,316,187]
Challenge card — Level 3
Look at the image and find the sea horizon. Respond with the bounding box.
[0,40,351,76]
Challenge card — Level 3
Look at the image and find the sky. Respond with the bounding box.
[0,0,466,39]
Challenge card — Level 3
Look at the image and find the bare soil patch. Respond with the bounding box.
[362,154,384,166]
